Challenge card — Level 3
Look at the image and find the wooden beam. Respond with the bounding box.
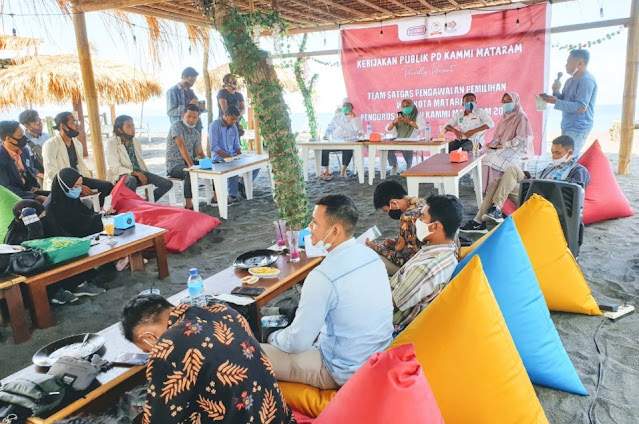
[75,0,160,13]
[319,0,369,18]
[272,49,339,59]
[72,4,106,179]
[285,0,342,21]
[447,0,461,7]
[550,18,629,34]
[415,0,439,11]
[387,0,418,15]
[620,0,639,174]
[285,24,340,34]
[124,6,211,27]
[353,0,393,15]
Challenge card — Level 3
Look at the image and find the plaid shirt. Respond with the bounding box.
[373,197,426,267]
[391,243,458,332]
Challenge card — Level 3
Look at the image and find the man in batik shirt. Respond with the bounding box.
[121,295,294,424]
[367,180,427,275]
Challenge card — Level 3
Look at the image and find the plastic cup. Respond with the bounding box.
[139,288,160,296]
[438,125,446,139]
[102,217,115,237]
[287,230,300,262]
[274,220,287,246]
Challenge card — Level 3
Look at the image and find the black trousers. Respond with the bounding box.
[321,150,353,167]
[169,164,192,199]
[82,177,114,206]
[448,138,475,152]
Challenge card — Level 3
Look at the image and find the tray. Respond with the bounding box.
[33,333,106,367]
[233,249,279,269]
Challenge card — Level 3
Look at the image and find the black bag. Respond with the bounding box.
[9,250,47,275]
[0,374,66,416]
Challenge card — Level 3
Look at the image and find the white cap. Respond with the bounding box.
[342,97,352,105]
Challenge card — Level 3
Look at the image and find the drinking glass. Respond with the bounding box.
[273,220,287,246]
[287,230,300,263]
[438,125,446,139]
[102,217,116,245]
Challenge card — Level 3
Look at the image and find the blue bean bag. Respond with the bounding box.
[452,217,587,395]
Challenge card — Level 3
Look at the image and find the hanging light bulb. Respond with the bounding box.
[516,8,520,29]
[9,13,16,36]
[444,13,448,30]
[379,21,383,39]
[600,7,604,17]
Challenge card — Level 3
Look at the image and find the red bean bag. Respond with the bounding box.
[578,140,634,224]
[110,178,221,253]
[292,410,315,424]
[315,344,444,424]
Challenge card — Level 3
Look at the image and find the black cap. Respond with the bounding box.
[224,105,240,116]
[182,67,199,78]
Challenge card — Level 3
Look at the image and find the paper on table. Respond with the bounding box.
[304,235,326,257]
[356,226,382,244]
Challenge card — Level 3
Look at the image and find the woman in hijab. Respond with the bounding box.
[385,99,426,175]
[46,167,103,237]
[482,92,534,191]
[4,200,49,245]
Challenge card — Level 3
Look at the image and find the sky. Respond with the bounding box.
[0,0,633,125]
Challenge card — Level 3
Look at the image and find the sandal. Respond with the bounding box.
[319,174,334,181]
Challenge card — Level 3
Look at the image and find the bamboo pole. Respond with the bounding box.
[619,0,639,175]
[203,35,213,157]
[249,0,263,155]
[110,104,116,125]
[72,4,107,179]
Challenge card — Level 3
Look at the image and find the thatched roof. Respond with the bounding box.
[195,62,299,93]
[0,54,162,109]
[71,0,569,33]
[0,35,43,51]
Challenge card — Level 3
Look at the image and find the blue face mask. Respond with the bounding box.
[503,102,515,113]
[464,102,476,111]
[65,187,82,199]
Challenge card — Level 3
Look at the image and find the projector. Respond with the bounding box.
[113,212,135,230]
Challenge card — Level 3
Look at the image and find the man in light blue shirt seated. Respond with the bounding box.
[262,195,394,389]
[541,49,597,157]
[208,105,258,205]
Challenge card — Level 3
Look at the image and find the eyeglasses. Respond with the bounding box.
[30,119,43,125]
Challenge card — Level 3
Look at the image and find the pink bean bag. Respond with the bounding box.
[110,178,221,253]
[578,140,634,224]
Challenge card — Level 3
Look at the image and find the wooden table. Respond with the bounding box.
[0,274,29,343]
[401,153,483,208]
[297,140,366,184]
[185,154,270,219]
[366,139,449,184]
[25,224,169,330]
[2,249,322,423]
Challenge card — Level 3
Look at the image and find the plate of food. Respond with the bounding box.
[248,267,281,278]
[33,333,106,367]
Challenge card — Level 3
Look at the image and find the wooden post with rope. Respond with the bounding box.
[203,35,213,157]
[72,3,107,179]
[619,0,639,175]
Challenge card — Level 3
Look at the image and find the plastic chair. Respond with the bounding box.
[519,179,584,259]
[136,184,155,203]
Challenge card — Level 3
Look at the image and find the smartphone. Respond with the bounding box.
[231,286,266,297]
[538,93,549,97]
[113,352,149,366]
[397,111,404,117]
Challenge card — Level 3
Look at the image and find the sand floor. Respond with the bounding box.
[1,133,638,423]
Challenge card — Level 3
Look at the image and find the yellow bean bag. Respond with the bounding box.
[278,381,337,418]
[390,256,548,424]
[460,194,601,315]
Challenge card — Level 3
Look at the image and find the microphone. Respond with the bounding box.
[555,72,563,82]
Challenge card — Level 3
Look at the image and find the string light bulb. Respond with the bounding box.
[444,13,448,30]
[9,13,16,36]
[516,8,520,29]
[379,21,383,39]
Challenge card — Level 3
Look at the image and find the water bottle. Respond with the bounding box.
[187,268,205,307]
[325,125,333,141]
[424,121,431,141]
[261,314,289,328]
[366,121,372,138]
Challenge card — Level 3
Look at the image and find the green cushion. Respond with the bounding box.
[0,186,21,242]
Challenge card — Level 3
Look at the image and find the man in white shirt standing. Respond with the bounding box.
[320,98,363,180]
[445,93,495,152]
[262,194,394,389]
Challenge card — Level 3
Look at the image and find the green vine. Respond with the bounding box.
[294,34,319,139]
[202,0,311,230]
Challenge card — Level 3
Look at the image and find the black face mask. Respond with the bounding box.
[11,136,29,149]
[63,126,80,138]
[388,207,402,220]
[119,131,135,141]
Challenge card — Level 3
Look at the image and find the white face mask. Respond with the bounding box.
[570,65,580,76]
[182,119,197,129]
[415,219,434,242]
[140,331,159,350]
[551,153,571,166]
[310,227,336,253]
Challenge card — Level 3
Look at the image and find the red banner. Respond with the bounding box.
[341,4,549,155]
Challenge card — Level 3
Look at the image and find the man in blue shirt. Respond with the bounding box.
[262,195,394,389]
[166,67,205,136]
[18,109,48,176]
[208,105,258,204]
[541,49,597,157]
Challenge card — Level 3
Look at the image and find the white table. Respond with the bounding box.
[366,139,449,185]
[185,154,270,219]
[297,140,366,184]
[401,153,483,209]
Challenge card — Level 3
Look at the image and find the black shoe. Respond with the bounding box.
[482,206,505,223]
[460,220,487,234]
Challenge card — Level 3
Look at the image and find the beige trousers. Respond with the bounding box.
[261,344,340,390]
[474,166,525,222]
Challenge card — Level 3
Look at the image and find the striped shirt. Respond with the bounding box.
[391,243,458,332]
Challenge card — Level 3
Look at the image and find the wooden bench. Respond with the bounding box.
[0,274,29,343]
[23,224,169,329]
